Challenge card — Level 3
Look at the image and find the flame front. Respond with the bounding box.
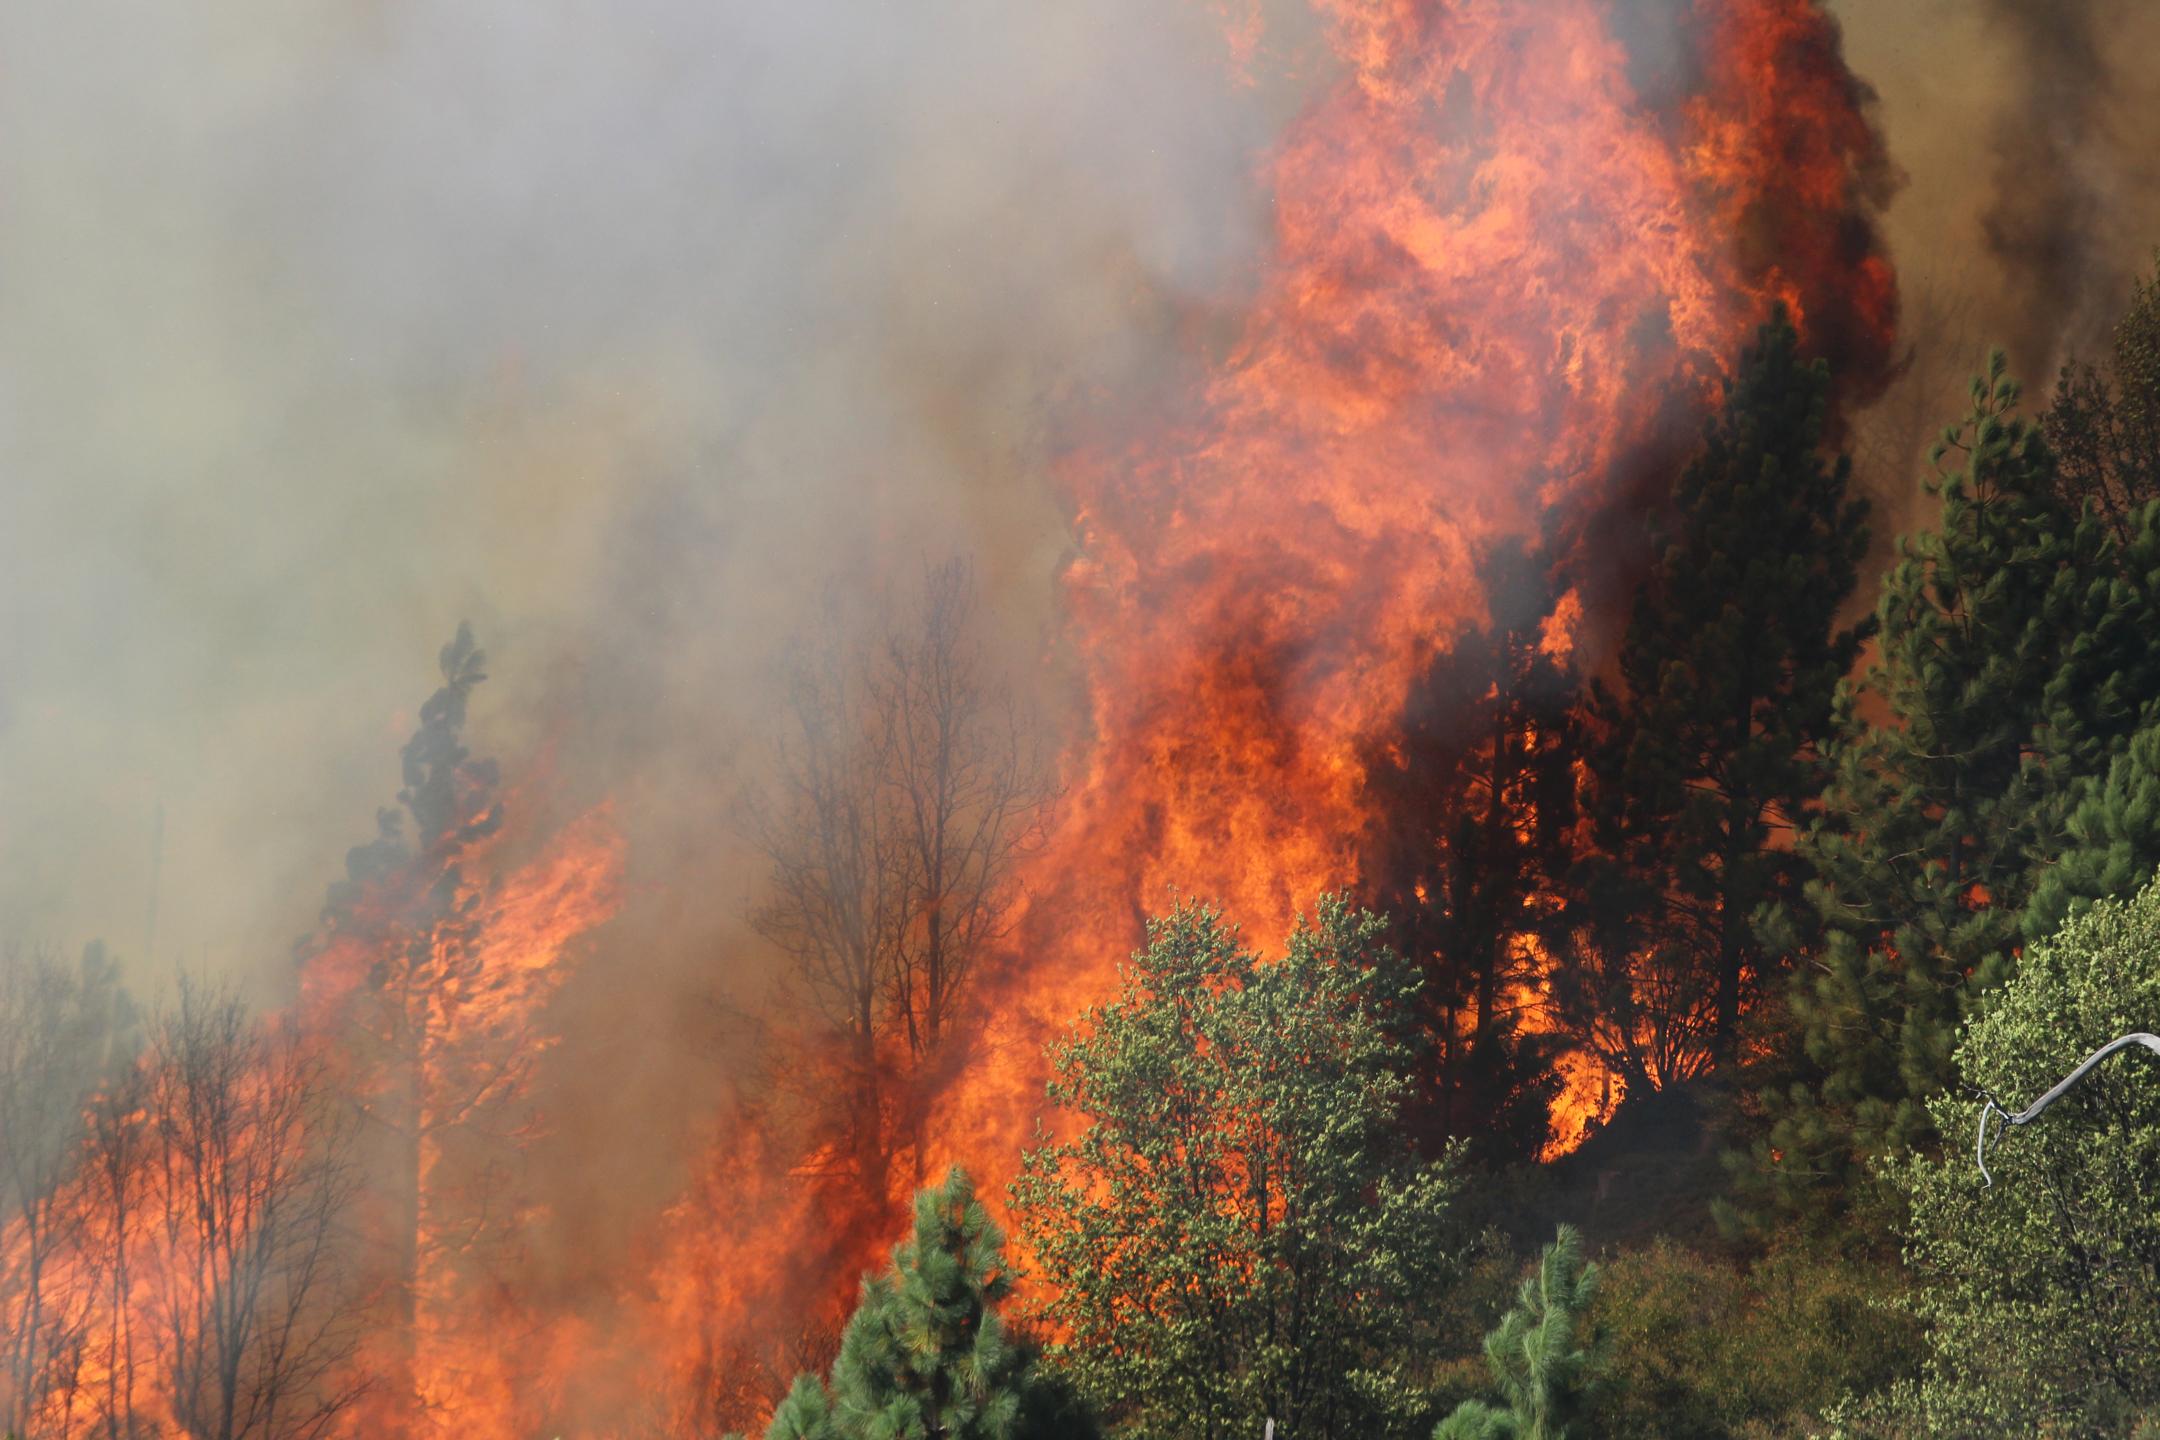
[932,0,1893,1173]
[0,803,625,1440]
[6,3,1899,1435]
[642,1,1895,1425]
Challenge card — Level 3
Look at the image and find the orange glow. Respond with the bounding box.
[640,2,1896,1421]
[925,0,1892,1178]
[0,796,627,1440]
[6,5,1899,1434]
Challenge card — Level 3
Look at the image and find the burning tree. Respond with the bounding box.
[298,623,623,1434]
[1364,538,1579,1159]
[1565,312,1872,1091]
[747,559,1050,1194]
[3,952,368,1440]
[0,941,138,1437]
[132,984,367,1440]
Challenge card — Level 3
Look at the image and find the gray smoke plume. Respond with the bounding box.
[1977,0,2146,378]
[0,0,1292,980]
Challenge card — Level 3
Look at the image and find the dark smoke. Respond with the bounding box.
[1978,0,2151,378]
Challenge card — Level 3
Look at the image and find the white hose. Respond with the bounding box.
[1974,1032,2160,1187]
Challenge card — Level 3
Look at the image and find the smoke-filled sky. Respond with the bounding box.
[0,0,1284,983]
[3,0,2158,991]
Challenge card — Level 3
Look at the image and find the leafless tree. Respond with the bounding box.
[880,559,1053,1061]
[747,558,1053,1183]
[0,941,134,1438]
[139,982,366,1440]
[81,1059,149,1440]
[747,596,915,1187]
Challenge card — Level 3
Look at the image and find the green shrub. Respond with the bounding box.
[1831,874,2160,1435]
[1590,1237,1918,1438]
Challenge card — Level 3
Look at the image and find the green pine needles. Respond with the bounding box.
[1435,1227,1605,1440]
[762,1168,1088,1440]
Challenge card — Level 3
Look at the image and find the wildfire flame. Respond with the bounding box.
[929,0,1894,1176]
[6,3,1899,1435]
[0,799,625,1440]
[638,0,1896,1426]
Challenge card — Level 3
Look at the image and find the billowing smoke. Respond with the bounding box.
[0,0,1285,978]
[1832,0,2160,533]
[1975,0,2155,378]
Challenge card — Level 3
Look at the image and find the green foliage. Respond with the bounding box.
[1567,310,1872,1089]
[1012,895,1462,1440]
[1587,1237,1919,1439]
[2026,727,2160,940]
[1433,1226,1602,1440]
[765,1375,839,1440]
[764,1168,1088,1440]
[1736,347,2160,1225]
[1829,875,2160,1435]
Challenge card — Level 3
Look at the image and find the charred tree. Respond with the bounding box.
[1364,539,1577,1159]
[138,984,366,1440]
[1566,311,1871,1090]
[747,601,913,1197]
[81,1050,148,1440]
[748,559,1050,1191]
[301,623,552,1429]
[880,559,1051,1067]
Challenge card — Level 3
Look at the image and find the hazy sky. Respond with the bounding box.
[0,0,1282,984]
[3,0,2157,994]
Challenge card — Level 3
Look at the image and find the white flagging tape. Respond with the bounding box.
[1974,1032,2160,1187]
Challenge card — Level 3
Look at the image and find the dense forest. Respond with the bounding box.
[7,0,2160,1420]
[8,253,2160,1440]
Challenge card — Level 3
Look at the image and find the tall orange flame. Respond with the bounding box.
[639,2,1895,1428]
[930,0,1894,1174]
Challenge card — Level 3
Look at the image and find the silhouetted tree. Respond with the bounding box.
[0,941,137,1437]
[1365,539,1576,1158]
[1566,311,1871,1088]
[749,560,1050,1191]
[138,983,366,1440]
[2043,252,2160,539]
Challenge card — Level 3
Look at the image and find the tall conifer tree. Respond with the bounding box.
[1740,350,2160,1222]
[1367,539,1577,1158]
[762,1169,1089,1440]
[1565,311,1871,1087]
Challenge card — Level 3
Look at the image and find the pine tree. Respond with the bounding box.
[1433,1226,1603,1440]
[2043,252,2160,537]
[2024,723,2160,942]
[297,623,520,1425]
[1736,350,2160,1224]
[765,1375,839,1440]
[764,1169,1088,1440]
[1564,310,1872,1088]
[1365,538,1577,1159]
